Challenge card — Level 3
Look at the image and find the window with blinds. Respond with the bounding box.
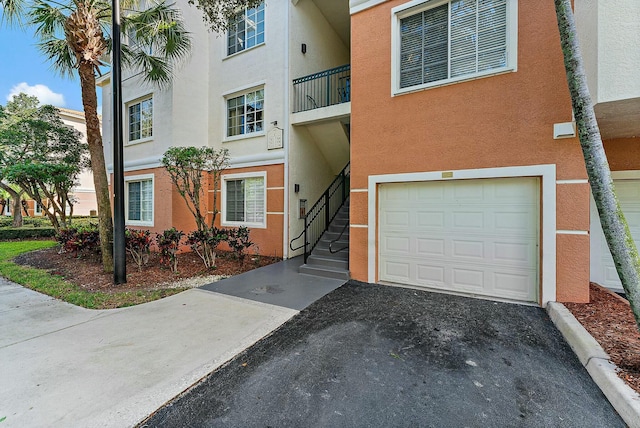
[127,178,153,224]
[225,176,265,226]
[398,0,511,90]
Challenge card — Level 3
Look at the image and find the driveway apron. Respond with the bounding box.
[145,281,624,428]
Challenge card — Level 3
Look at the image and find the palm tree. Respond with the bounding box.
[2,0,191,272]
[555,0,640,330]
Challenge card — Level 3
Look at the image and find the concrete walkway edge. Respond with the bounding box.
[547,301,640,428]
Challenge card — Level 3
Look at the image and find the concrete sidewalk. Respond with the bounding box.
[0,278,297,427]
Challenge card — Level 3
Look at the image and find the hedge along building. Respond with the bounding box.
[98,0,350,258]
[348,0,640,306]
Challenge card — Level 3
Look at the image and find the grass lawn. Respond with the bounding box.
[0,240,185,309]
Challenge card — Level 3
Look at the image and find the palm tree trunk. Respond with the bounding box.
[78,62,114,272]
[555,0,640,329]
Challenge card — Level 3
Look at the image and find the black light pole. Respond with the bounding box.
[112,0,126,284]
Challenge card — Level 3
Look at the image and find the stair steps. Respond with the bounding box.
[299,200,350,280]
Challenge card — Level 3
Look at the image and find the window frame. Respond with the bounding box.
[391,0,518,96]
[224,86,266,140]
[226,1,266,57]
[126,95,153,145]
[221,171,267,229]
[125,174,154,227]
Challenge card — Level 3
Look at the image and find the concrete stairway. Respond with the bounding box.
[299,199,350,280]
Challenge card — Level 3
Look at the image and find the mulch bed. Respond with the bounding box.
[13,246,280,293]
[565,283,640,395]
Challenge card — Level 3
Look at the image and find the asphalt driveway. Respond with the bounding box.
[143,281,623,427]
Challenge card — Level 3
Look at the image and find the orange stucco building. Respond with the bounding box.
[347,0,640,305]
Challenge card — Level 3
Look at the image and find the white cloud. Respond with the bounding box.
[6,82,66,107]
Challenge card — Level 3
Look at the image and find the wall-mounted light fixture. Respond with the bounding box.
[301,43,307,54]
[294,184,300,193]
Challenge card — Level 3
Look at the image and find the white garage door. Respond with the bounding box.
[590,180,640,291]
[379,177,539,302]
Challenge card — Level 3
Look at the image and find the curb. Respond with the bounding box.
[547,302,640,428]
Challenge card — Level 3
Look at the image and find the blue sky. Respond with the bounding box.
[0,26,102,112]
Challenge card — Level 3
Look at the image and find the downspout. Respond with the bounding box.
[282,1,291,259]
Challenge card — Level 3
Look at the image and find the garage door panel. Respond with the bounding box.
[452,240,485,259]
[416,238,445,256]
[494,211,537,234]
[381,210,410,227]
[453,184,485,200]
[416,211,445,228]
[415,185,445,200]
[416,265,445,284]
[382,261,411,280]
[381,235,411,253]
[591,179,640,290]
[452,267,485,289]
[493,271,535,298]
[379,178,539,303]
[494,180,537,201]
[452,212,485,230]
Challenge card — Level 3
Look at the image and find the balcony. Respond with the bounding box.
[292,64,350,113]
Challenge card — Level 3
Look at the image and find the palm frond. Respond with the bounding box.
[29,0,69,38]
[131,50,172,87]
[1,0,26,26]
[38,38,77,77]
[119,1,191,86]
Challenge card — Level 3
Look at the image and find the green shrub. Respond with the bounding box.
[156,228,184,273]
[226,226,254,263]
[125,228,152,271]
[0,227,56,240]
[55,224,100,256]
[186,227,227,269]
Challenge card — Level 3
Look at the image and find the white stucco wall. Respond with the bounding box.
[576,0,640,104]
[207,0,286,164]
[101,0,211,172]
[59,109,98,215]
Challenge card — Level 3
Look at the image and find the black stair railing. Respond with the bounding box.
[290,162,350,262]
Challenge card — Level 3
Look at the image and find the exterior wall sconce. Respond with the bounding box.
[294,183,300,193]
[301,43,307,54]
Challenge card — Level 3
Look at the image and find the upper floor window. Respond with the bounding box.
[227,2,265,56]
[227,88,264,137]
[393,0,517,94]
[128,97,153,143]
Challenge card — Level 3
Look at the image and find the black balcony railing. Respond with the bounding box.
[292,64,350,113]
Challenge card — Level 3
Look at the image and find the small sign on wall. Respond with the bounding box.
[268,127,283,150]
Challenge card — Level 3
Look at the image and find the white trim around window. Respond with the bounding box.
[226,1,265,57]
[224,86,265,141]
[221,171,267,229]
[126,95,153,145]
[125,173,154,227]
[391,0,518,96]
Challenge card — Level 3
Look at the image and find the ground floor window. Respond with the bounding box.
[126,175,153,225]
[223,173,266,228]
